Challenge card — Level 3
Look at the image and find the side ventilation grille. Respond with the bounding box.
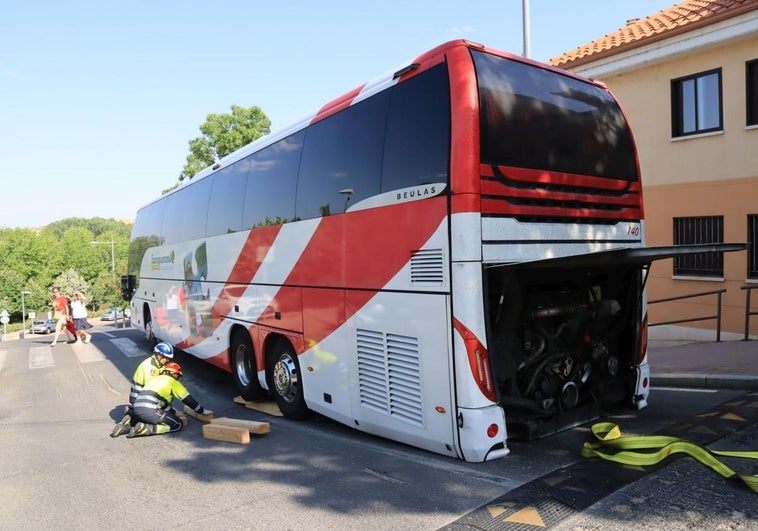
[356,329,424,427]
[410,248,444,285]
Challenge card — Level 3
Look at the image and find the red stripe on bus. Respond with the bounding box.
[271,198,448,348]
[482,164,638,191]
[212,224,283,327]
[311,85,366,125]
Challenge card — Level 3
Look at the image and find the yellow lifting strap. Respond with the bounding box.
[582,422,758,494]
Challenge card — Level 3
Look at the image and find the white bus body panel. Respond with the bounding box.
[481,218,644,263]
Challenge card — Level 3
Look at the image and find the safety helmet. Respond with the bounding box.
[153,342,174,358]
[161,361,183,379]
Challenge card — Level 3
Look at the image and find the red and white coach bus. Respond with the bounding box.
[121,40,741,461]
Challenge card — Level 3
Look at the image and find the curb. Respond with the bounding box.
[652,373,758,391]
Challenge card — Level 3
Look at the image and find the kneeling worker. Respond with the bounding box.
[110,341,174,437]
[124,361,208,438]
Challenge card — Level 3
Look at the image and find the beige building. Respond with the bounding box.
[549,0,758,340]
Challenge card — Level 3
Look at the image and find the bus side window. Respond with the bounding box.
[206,160,250,236]
[382,63,451,193]
[295,92,387,219]
[162,176,213,244]
[243,131,304,229]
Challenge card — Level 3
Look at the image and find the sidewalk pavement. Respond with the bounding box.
[648,338,758,390]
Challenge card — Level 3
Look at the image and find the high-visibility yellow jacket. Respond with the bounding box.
[129,355,165,404]
[133,374,200,412]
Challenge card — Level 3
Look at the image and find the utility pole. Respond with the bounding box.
[21,290,31,340]
[90,237,115,273]
[522,0,531,59]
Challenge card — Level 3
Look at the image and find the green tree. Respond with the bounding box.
[0,218,133,326]
[44,217,131,241]
[0,268,29,321]
[0,228,52,287]
[179,104,271,181]
[53,268,90,305]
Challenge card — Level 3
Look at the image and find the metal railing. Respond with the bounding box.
[648,288,727,342]
[741,284,757,341]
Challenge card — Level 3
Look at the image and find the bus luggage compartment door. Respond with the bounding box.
[347,290,460,459]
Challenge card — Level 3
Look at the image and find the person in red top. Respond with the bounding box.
[50,286,74,346]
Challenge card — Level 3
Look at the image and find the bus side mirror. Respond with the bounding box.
[120,274,136,301]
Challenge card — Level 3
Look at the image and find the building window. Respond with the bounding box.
[747,60,758,127]
[673,216,724,277]
[671,69,722,137]
[749,214,758,280]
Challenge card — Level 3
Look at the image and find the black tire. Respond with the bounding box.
[231,329,266,401]
[266,338,308,420]
[144,307,158,348]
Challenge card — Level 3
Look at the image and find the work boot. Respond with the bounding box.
[110,422,130,438]
[109,414,131,438]
[126,422,151,438]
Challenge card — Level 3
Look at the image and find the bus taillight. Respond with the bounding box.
[474,347,494,397]
[453,318,496,402]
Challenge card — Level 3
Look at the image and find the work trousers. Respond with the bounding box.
[132,406,183,434]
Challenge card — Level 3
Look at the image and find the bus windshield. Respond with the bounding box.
[473,50,638,181]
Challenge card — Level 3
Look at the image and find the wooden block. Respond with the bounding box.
[245,401,282,416]
[211,417,270,435]
[183,405,214,422]
[202,424,250,444]
[232,396,283,417]
[176,412,189,427]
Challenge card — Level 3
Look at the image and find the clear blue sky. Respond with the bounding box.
[0,1,676,228]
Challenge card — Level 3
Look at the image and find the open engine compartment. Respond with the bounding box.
[485,263,644,440]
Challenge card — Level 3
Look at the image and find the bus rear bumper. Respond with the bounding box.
[457,405,510,462]
[633,360,650,409]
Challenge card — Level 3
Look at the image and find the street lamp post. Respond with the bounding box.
[21,290,31,340]
[90,237,115,272]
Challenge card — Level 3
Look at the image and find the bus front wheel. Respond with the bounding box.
[231,329,265,401]
[144,308,157,348]
[266,339,308,420]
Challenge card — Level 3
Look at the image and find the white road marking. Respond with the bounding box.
[111,337,148,358]
[71,342,105,363]
[29,346,55,369]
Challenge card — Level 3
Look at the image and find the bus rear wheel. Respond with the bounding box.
[231,329,265,401]
[266,339,308,420]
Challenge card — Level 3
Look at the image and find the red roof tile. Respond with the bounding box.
[549,0,758,68]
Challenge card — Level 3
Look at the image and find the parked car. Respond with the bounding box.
[30,319,56,334]
[100,309,124,321]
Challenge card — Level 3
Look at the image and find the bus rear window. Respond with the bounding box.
[473,50,637,181]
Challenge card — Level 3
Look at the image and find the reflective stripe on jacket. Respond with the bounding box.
[133,374,191,411]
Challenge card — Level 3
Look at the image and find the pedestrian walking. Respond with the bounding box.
[70,291,93,343]
[50,286,75,346]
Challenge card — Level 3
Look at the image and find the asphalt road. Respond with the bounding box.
[0,324,755,530]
